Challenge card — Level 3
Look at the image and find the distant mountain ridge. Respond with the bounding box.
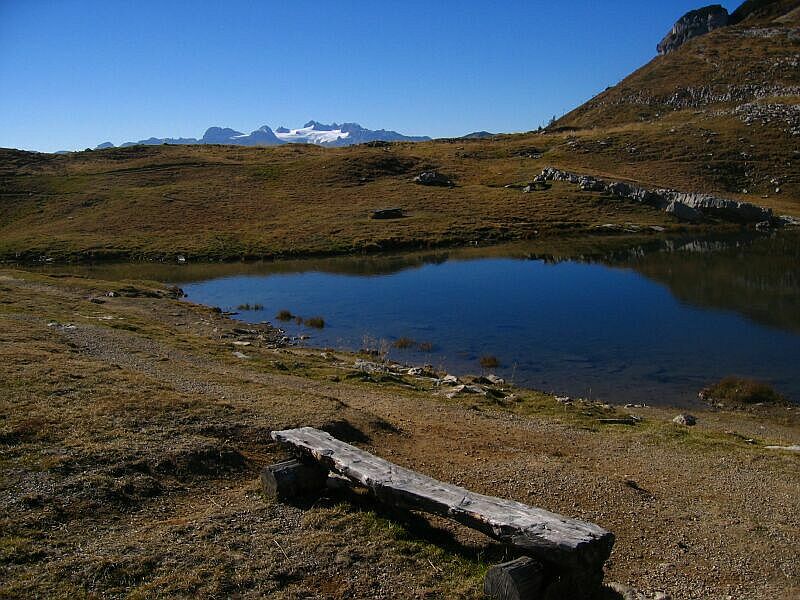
[95,121,430,149]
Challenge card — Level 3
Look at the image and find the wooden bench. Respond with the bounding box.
[265,427,614,599]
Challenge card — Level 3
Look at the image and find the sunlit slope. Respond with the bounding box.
[551,0,799,202]
[0,141,683,261]
[1,1,799,261]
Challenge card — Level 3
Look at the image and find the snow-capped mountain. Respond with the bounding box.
[96,121,429,149]
[274,122,350,145]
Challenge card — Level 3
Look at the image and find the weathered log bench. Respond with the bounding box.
[265,427,614,599]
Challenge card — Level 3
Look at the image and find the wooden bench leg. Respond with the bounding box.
[261,459,328,500]
[484,556,544,600]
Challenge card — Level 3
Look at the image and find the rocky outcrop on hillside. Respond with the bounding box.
[657,5,730,55]
[733,101,800,135]
[536,167,800,226]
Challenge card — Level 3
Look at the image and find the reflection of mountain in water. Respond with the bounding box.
[49,253,452,283]
[610,233,800,334]
[40,231,800,334]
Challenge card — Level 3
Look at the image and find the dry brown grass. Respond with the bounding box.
[303,316,325,329]
[0,135,742,264]
[392,336,416,349]
[1,268,799,598]
[702,376,789,406]
[479,355,500,370]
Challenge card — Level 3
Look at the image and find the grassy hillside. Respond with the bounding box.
[0,140,702,262]
[1,0,798,262]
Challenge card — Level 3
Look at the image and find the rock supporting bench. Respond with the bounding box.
[266,427,614,599]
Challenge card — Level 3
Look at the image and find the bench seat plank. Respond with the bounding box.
[271,427,613,575]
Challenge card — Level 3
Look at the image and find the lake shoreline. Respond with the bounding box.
[2,266,798,598]
[0,224,746,267]
[17,229,800,406]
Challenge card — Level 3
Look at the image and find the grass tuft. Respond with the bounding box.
[393,337,416,349]
[701,376,787,406]
[236,303,263,311]
[479,355,500,369]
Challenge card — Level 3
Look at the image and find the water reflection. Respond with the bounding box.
[40,232,800,334]
[157,231,798,406]
[31,232,800,405]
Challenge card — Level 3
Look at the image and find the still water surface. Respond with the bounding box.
[166,233,800,406]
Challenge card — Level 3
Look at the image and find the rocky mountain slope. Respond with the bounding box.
[94,121,430,150]
[550,0,799,202]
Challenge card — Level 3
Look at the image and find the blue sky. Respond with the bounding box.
[0,1,739,152]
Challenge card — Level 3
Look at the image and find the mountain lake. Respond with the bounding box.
[54,231,800,407]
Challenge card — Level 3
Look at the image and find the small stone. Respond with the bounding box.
[232,351,250,359]
[673,414,697,426]
[445,384,486,399]
[435,374,460,386]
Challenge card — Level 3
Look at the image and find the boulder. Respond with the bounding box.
[485,373,506,386]
[662,191,772,223]
[665,200,703,223]
[579,176,606,192]
[413,171,453,187]
[445,384,486,399]
[606,182,633,198]
[673,414,697,426]
[435,374,460,386]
